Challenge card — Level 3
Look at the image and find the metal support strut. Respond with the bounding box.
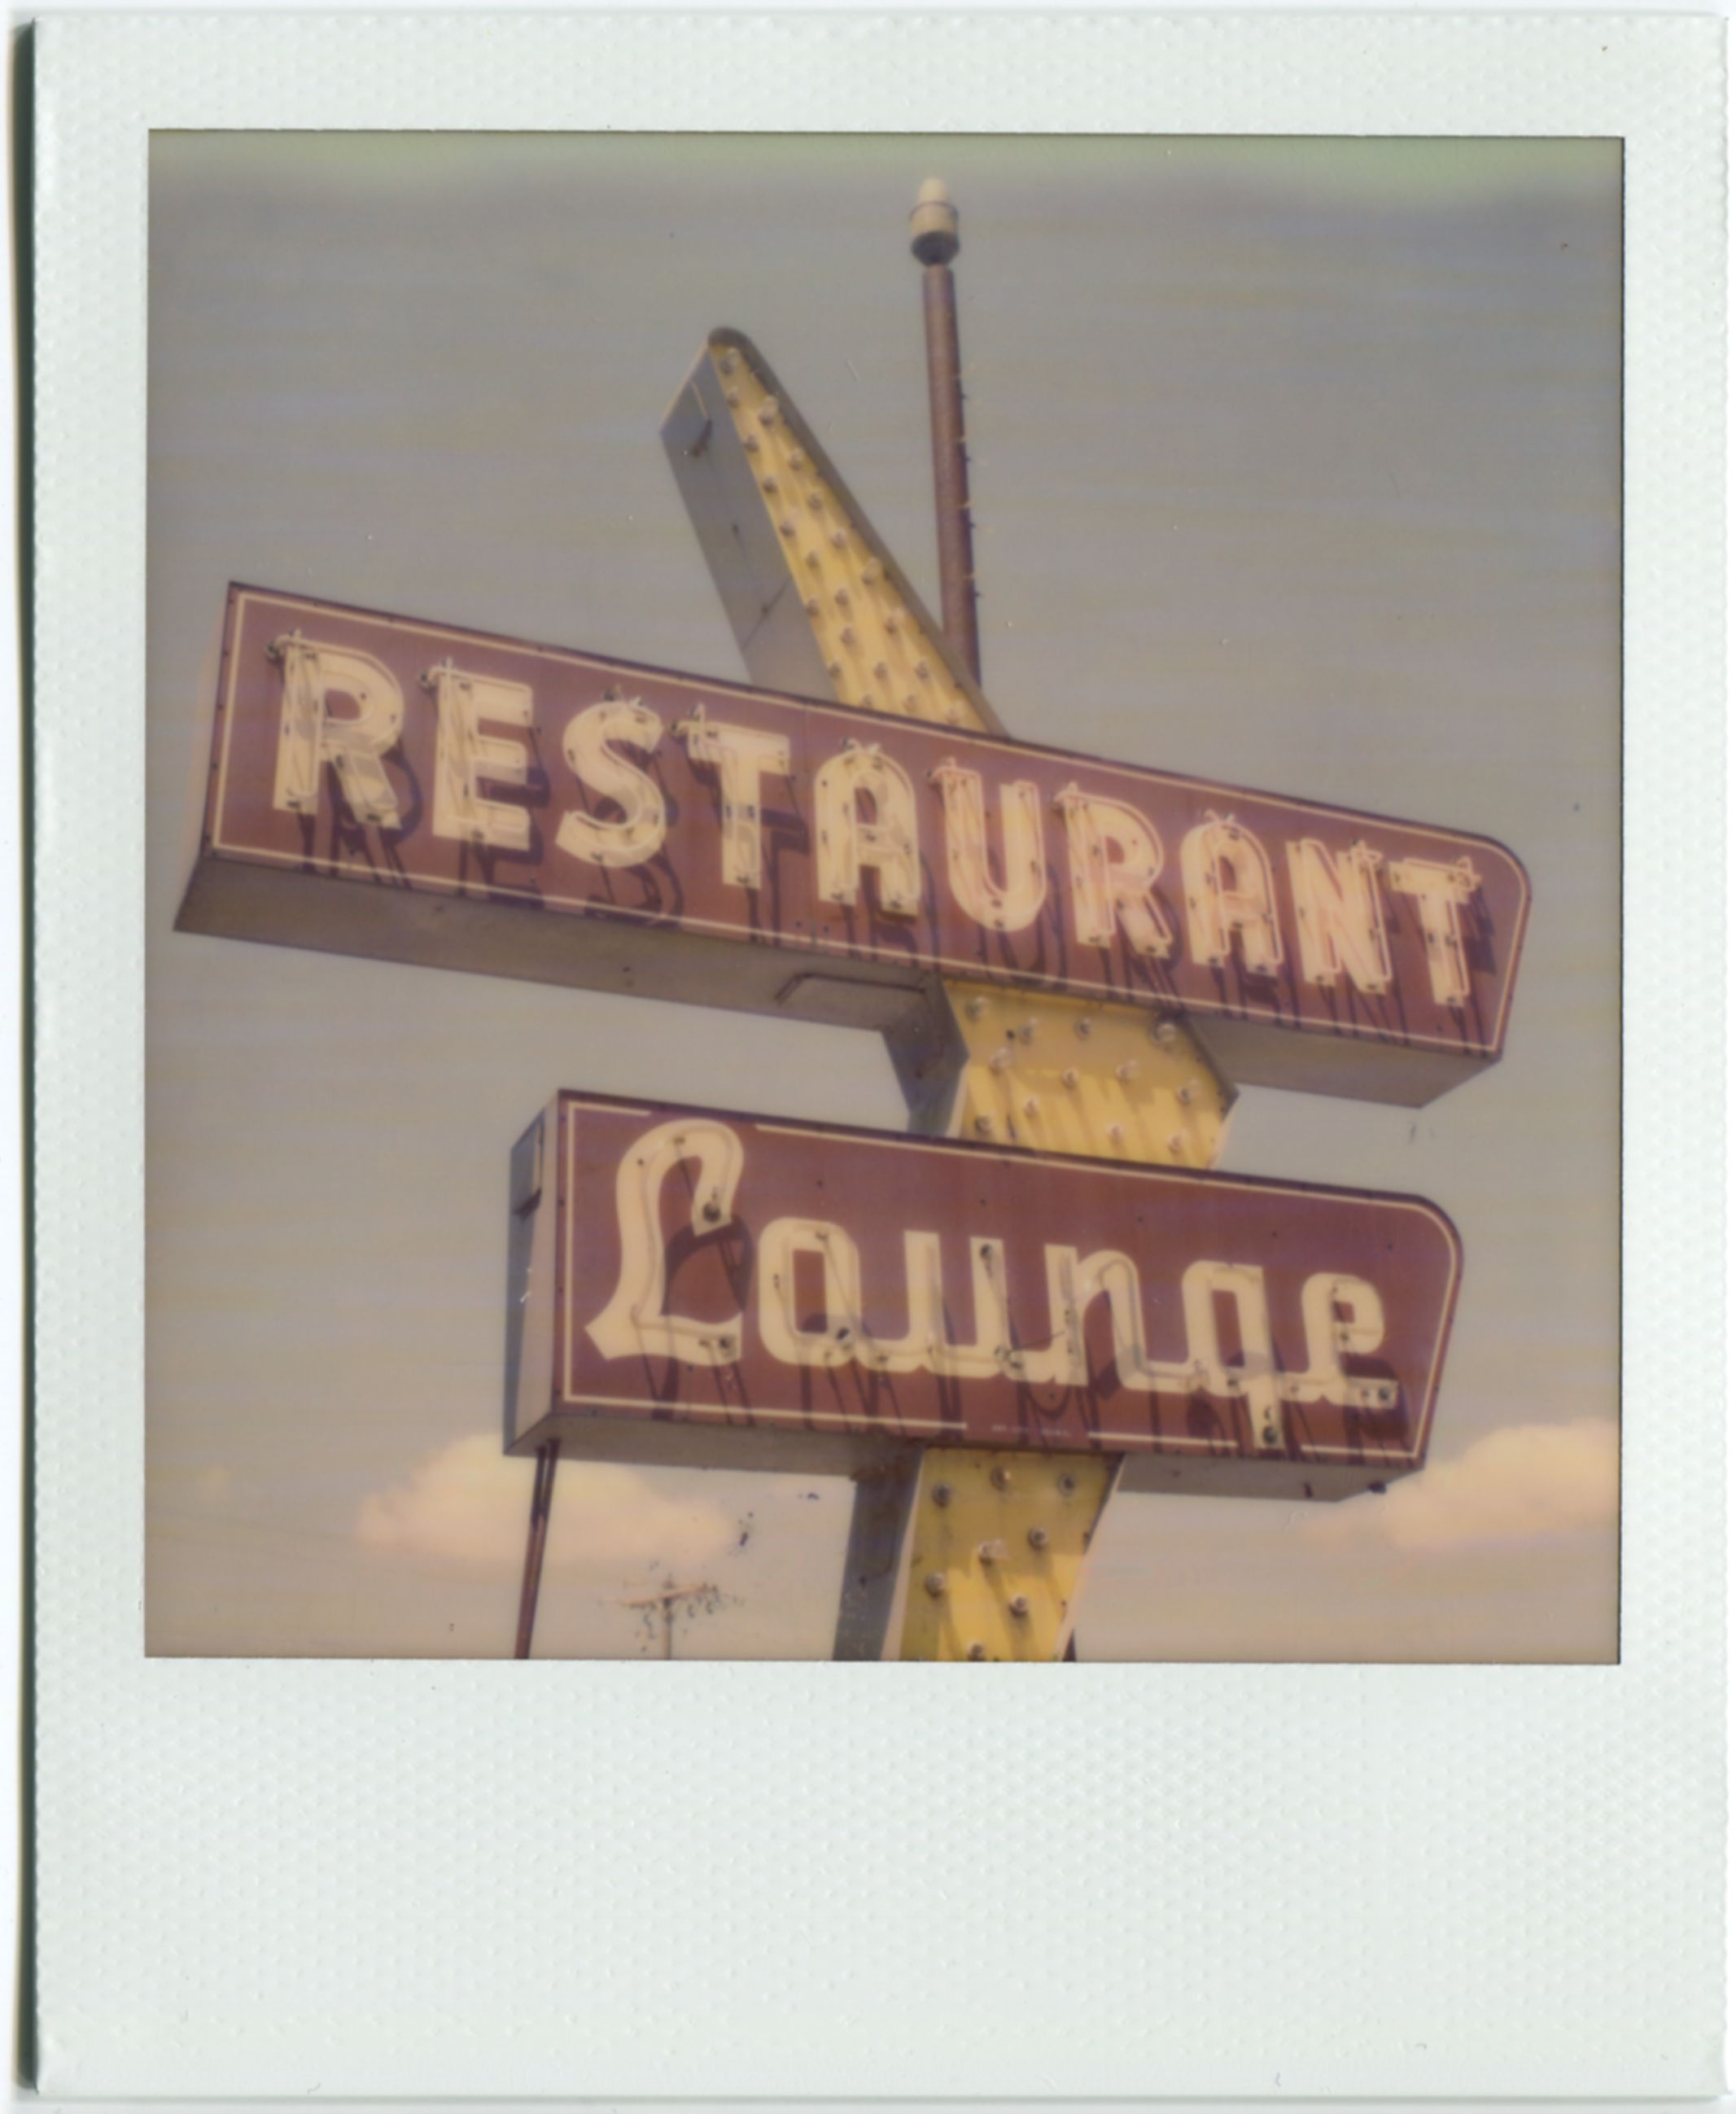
[514,1439,560,1660]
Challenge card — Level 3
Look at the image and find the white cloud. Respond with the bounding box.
[1305,1418,1619,1555]
[356,1433,735,1577]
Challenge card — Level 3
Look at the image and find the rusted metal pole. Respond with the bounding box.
[911,178,982,683]
[513,1439,559,1659]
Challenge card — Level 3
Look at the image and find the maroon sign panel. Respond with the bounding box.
[181,585,1528,1104]
[506,1092,1462,1502]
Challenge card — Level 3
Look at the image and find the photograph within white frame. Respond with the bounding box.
[33,12,1724,2099]
[146,130,1616,1667]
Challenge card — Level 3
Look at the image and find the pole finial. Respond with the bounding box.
[910,177,960,266]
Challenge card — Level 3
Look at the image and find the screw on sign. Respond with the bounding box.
[174,182,1523,1661]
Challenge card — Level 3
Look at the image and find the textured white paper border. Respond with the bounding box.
[32,11,1725,2100]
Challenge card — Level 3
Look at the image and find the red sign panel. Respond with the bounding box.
[507,1092,1461,1501]
[181,585,1528,1104]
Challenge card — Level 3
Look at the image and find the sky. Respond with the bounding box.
[145,133,1621,1661]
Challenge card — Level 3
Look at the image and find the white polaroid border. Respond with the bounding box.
[31,11,1725,2101]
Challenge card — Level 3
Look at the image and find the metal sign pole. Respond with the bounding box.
[513,1439,560,1660]
[911,179,982,684]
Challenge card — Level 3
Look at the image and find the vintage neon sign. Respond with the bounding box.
[179,585,1528,1104]
[504,1092,1462,1501]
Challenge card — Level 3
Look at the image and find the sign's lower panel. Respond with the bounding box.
[507,1091,1463,1504]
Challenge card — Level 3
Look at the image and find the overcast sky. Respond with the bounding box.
[146,133,1620,1661]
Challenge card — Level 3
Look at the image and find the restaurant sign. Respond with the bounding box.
[179,585,1528,1104]
[504,1092,1462,1502]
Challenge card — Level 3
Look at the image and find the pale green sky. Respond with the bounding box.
[146,133,1620,1661]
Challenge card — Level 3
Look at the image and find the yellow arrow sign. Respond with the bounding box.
[663,330,997,732]
[662,317,1234,1661]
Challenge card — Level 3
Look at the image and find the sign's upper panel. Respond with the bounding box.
[179,585,1528,1105]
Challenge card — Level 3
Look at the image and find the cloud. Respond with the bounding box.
[1305,1418,1619,1555]
[356,1433,735,1577]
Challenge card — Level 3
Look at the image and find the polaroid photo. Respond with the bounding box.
[29,9,1725,2100]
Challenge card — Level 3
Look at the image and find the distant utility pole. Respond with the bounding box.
[910,177,982,681]
[618,1578,719,1660]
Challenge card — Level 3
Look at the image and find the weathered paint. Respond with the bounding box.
[179,585,1528,1106]
[506,1091,1462,1501]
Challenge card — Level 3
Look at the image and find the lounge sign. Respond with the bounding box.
[179,585,1528,1104]
[505,1092,1462,1501]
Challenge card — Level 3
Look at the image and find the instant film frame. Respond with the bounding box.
[32,11,1724,2100]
